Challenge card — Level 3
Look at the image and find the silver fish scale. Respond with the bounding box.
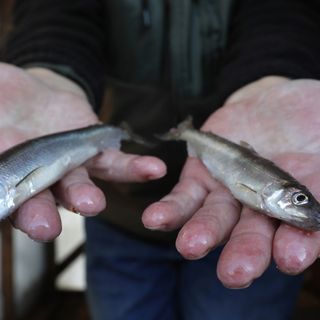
[169,123,320,230]
[0,125,126,175]
[0,124,129,219]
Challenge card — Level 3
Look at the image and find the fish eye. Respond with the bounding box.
[292,192,309,206]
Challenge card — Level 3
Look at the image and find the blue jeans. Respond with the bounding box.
[85,217,302,320]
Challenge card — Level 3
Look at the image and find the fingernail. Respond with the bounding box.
[224,281,253,290]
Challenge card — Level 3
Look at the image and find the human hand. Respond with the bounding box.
[142,77,320,288]
[0,63,165,241]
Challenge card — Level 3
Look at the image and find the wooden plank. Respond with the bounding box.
[55,243,84,276]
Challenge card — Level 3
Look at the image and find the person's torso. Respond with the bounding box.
[97,0,235,242]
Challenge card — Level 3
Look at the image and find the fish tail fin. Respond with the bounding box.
[120,122,157,148]
[99,125,130,150]
[156,116,194,141]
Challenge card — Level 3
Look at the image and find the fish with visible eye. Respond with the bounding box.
[161,118,320,231]
[0,124,130,220]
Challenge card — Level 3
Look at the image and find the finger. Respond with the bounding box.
[175,187,241,260]
[272,164,320,274]
[142,158,212,231]
[217,207,277,289]
[10,190,62,242]
[53,166,106,216]
[142,177,208,231]
[86,149,166,182]
[273,224,320,275]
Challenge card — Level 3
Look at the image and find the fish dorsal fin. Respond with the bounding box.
[15,166,45,188]
[240,141,258,154]
[186,141,197,157]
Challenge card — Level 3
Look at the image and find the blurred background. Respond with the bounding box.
[1,209,88,320]
[1,1,320,319]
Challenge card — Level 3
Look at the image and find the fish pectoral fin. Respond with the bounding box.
[240,141,258,154]
[15,166,45,188]
[236,182,258,194]
[186,141,197,157]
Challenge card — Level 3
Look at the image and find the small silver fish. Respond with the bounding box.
[0,124,129,219]
[163,118,320,231]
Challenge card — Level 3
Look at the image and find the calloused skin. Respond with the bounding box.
[0,63,166,241]
[5,62,320,289]
[142,77,320,288]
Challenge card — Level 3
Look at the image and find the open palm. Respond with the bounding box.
[143,79,320,288]
[0,63,165,240]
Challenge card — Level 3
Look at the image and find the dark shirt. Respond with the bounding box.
[5,0,320,109]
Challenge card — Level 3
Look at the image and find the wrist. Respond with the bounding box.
[26,67,88,100]
[225,76,290,104]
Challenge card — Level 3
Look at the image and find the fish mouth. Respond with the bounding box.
[288,211,320,232]
[308,207,320,231]
[309,214,320,231]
